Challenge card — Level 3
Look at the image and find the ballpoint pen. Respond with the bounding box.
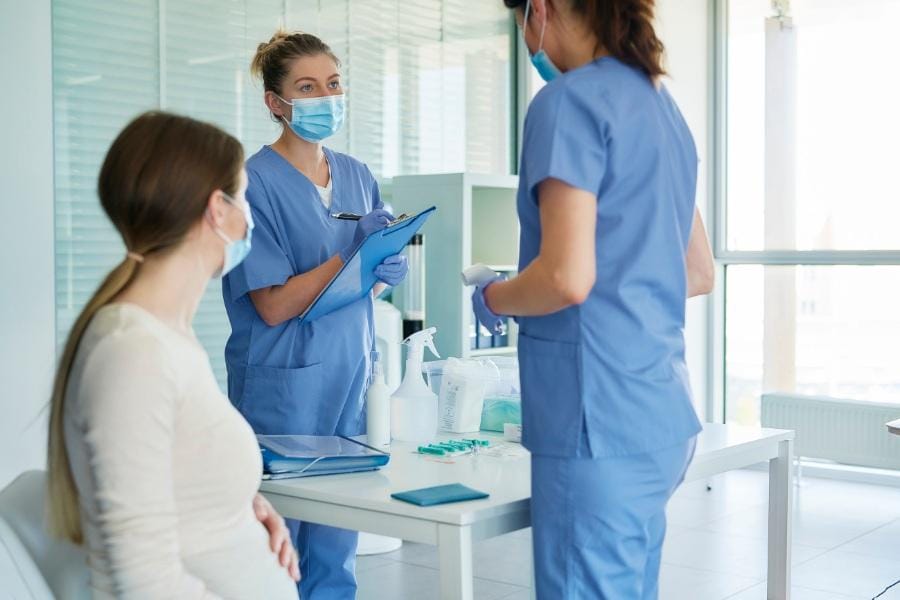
[331,212,363,221]
[331,212,411,224]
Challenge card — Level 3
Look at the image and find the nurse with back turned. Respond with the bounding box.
[472,1,716,597]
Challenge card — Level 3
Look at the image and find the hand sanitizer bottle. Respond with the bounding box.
[366,351,391,448]
[390,327,440,442]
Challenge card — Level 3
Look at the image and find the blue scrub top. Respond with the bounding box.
[517,57,702,458]
[222,145,382,437]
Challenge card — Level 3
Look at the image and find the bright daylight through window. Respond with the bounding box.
[723,0,900,426]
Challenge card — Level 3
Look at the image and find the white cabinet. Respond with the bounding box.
[390,173,520,359]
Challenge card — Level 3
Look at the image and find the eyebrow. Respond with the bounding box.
[293,74,341,85]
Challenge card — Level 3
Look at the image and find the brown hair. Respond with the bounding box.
[47,111,244,543]
[506,0,666,80]
[251,29,341,97]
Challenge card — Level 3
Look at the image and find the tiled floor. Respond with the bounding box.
[355,469,900,599]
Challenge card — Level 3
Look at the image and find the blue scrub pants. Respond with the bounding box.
[287,519,358,599]
[531,438,696,599]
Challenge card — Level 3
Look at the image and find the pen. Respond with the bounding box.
[331,212,363,221]
[331,212,412,224]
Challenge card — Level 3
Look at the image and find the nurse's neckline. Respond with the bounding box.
[569,54,614,75]
[265,144,332,188]
[263,145,339,213]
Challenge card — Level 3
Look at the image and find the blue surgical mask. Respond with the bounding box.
[212,192,254,277]
[276,93,346,143]
[524,0,562,82]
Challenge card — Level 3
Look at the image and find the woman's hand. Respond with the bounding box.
[253,493,300,582]
[340,209,394,263]
[374,254,409,286]
[472,275,504,333]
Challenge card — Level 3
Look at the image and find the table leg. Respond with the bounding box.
[529,534,537,600]
[438,524,474,600]
[767,438,794,600]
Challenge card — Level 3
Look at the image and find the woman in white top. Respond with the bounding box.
[47,111,300,599]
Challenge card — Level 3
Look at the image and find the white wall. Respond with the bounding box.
[0,0,56,488]
[656,0,714,419]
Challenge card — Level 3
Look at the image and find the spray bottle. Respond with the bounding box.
[390,327,440,442]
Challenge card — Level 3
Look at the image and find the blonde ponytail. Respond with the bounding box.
[47,259,139,543]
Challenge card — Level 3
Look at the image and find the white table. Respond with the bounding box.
[261,423,794,600]
[887,418,900,435]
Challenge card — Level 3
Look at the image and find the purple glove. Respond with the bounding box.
[472,276,504,334]
[374,254,409,286]
[340,209,394,263]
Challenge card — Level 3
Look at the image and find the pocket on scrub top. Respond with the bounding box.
[242,363,323,435]
[517,333,584,456]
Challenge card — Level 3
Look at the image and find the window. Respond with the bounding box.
[719,0,900,425]
[53,0,514,387]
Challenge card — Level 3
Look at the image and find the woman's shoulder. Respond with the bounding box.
[80,304,198,374]
[246,144,275,165]
[69,305,187,414]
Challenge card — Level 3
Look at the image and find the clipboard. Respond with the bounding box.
[299,206,436,323]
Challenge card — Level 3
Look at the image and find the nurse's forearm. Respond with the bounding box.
[686,208,714,298]
[485,179,597,317]
[485,257,586,317]
[249,256,343,327]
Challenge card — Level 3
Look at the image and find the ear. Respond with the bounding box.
[526,0,554,36]
[206,190,228,229]
[530,0,548,21]
[264,91,287,120]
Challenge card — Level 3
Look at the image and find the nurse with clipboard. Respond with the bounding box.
[221,30,408,599]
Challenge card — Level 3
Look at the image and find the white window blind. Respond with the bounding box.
[53,0,514,389]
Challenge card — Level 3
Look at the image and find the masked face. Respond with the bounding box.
[276,93,346,143]
[210,191,254,277]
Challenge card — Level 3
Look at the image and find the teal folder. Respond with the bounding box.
[258,435,390,480]
[299,207,437,323]
[391,484,489,507]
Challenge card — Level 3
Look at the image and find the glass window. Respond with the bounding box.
[722,0,900,442]
[726,0,900,251]
[725,265,900,426]
[53,0,515,388]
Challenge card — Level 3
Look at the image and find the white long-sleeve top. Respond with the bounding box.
[64,303,298,599]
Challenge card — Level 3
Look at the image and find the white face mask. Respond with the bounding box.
[210,192,254,277]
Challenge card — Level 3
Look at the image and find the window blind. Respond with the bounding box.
[53,0,513,390]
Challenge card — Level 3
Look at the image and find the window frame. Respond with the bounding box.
[709,0,900,423]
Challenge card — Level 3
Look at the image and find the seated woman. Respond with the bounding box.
[46,111,300,599]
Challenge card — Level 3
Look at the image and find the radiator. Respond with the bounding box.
[761,393,900,470]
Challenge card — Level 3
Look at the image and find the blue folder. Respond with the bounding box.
[299,207,437,323]
[258,435,390,480]
[391,483,489,506]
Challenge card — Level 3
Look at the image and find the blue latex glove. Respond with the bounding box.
[472,276,504,334]
[374,254,409,286]
[339,209,394,263]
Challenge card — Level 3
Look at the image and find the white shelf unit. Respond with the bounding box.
[390,173,520,359]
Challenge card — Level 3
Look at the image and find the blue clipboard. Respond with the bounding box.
[299,206,436,323]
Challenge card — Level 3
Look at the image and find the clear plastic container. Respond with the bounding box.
[422,360,447,396]
[441,358,499,433]
[423,357,521,433]
[484,356,520,396]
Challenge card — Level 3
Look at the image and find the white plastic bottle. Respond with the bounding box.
[366,351,391,448]
[390,327,441,442]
